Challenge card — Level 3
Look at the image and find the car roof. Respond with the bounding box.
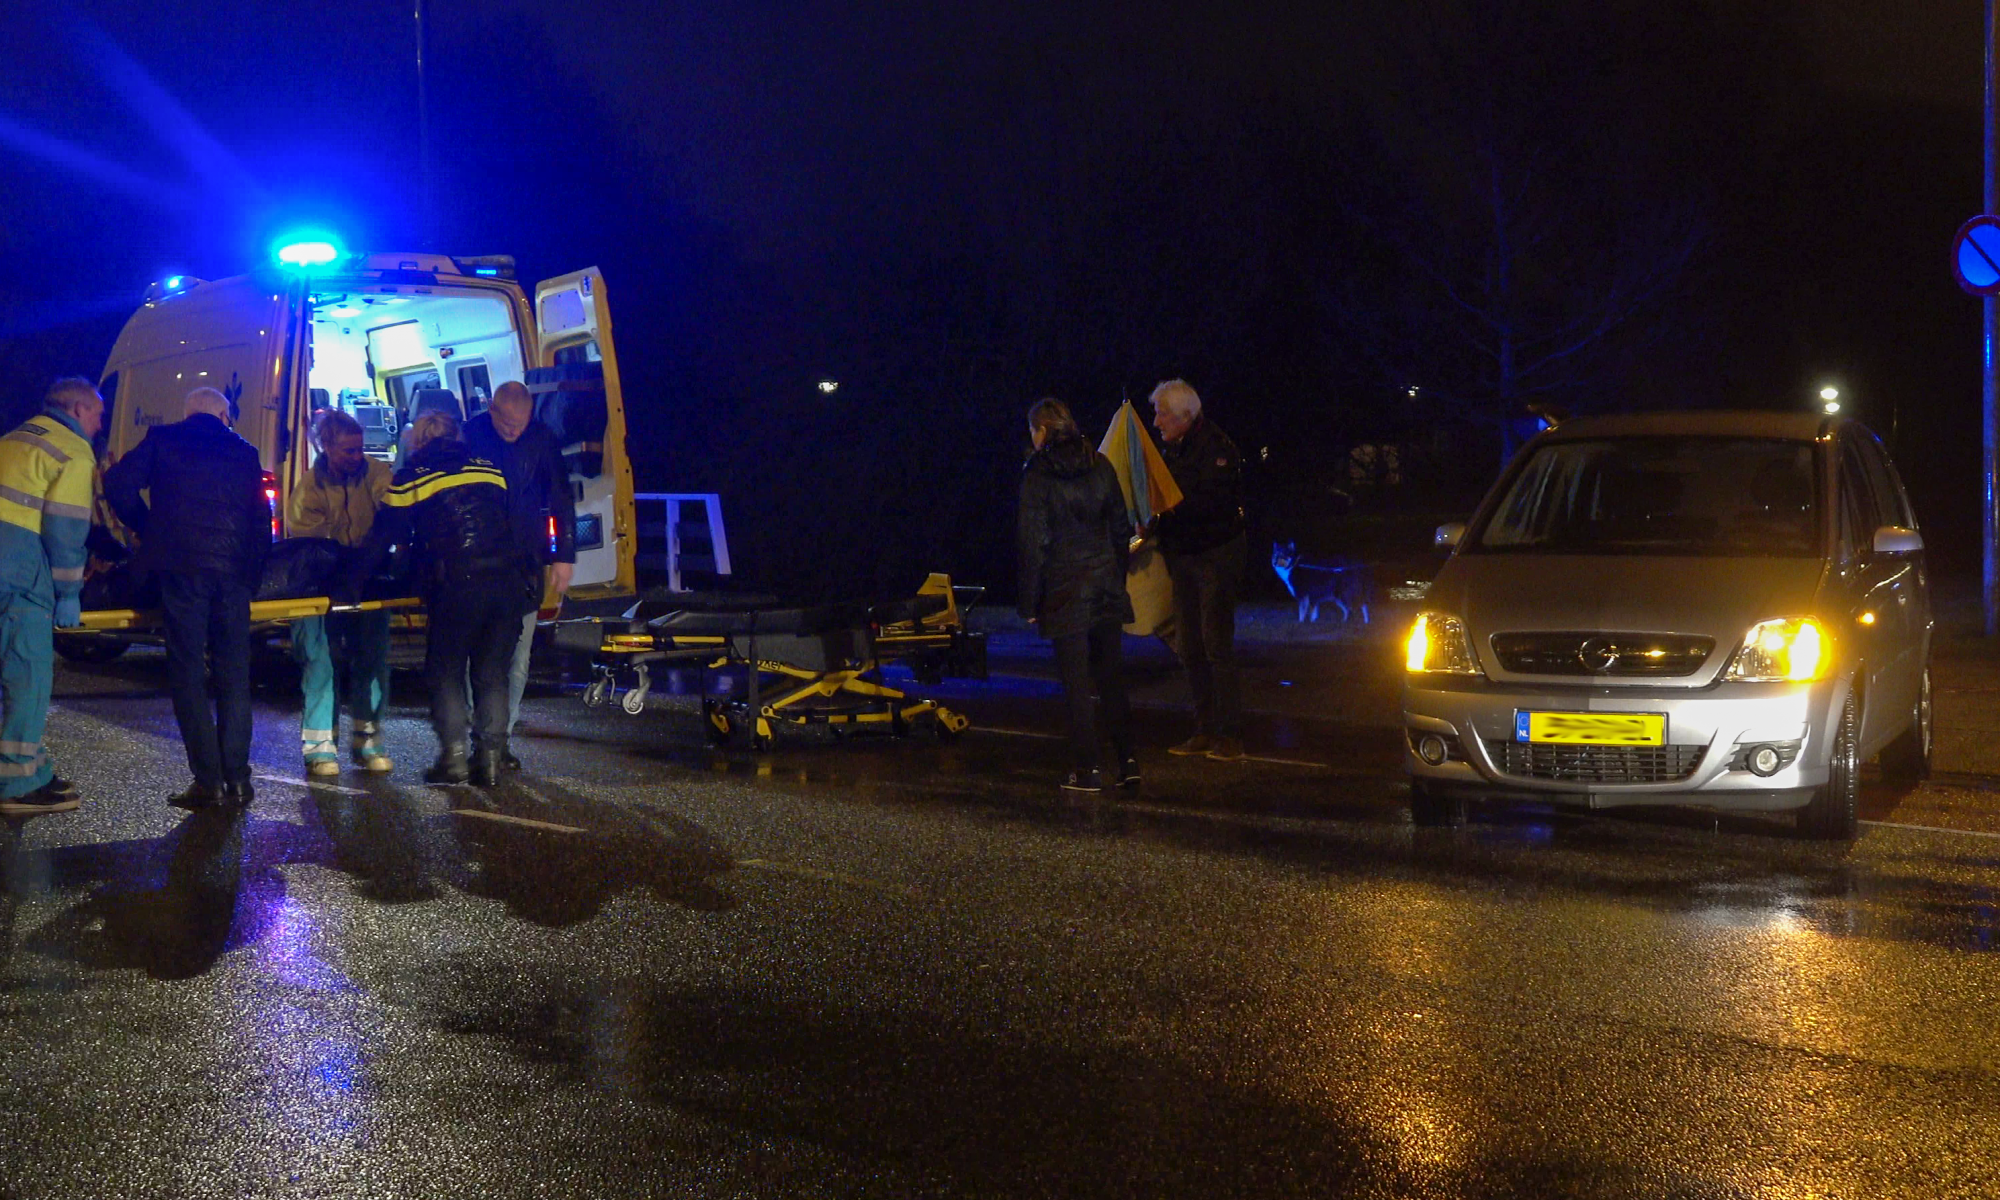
[1539,410,1835,443]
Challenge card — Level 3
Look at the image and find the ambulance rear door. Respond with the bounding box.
[531,267,635,600]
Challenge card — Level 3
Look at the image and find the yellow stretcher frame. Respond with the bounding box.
[572,573,982,751]
[73,594,424,633]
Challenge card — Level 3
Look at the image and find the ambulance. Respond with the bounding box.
[71,239,638,650]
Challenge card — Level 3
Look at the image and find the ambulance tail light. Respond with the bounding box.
[548,515,558,555]
[263,470,281,540]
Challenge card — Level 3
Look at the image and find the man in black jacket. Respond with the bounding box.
[461,381,576,769]
[345,410,533,785]
[104,387,271,808]
[1149,379,1246,762]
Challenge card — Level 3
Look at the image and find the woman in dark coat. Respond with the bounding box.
[1016,398,1137,794]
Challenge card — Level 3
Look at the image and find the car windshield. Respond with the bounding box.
[1471,436,1820,557]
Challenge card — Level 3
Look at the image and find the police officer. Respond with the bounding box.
[343,409,531,786]
[0,378,103,816]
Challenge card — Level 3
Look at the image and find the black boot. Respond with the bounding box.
[424,752,470,785]
[469,741,505,787]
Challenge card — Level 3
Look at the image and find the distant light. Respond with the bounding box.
[817,379,839,394]
[1406,385,1419,398]
[275,236,342,268]
[1823,401,1841,415]
[1819,386,1840,401]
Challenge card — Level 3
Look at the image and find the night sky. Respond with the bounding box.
[0,0,1986,596]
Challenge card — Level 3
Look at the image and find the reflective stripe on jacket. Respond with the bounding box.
[0,409,95,600]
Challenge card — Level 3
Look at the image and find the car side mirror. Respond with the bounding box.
[1435,522,1466,548]
[1872,525,1923,555]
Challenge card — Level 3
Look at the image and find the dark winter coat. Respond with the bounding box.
[103,412,271,586]
[1155,415,1245,556]
[346,437,536,613]
[1017,433,1135,639]
[462,410,577,567]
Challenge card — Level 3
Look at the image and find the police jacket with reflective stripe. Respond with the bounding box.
[103,413,269,586]
[361,438,532,609]
[0,408,96,602]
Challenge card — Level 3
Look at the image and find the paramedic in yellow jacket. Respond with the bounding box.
[0,378,103,815]
[286,408,395,776]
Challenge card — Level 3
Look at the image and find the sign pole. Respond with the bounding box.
[1986,0,1998,635]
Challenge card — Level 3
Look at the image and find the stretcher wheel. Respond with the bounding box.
[622,687,648,714]
[703,701,733,744]
[582,679,610,707]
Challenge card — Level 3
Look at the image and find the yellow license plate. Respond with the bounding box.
[1516,711,1664,746]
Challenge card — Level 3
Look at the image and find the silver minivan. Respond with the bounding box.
[1402,411,1931,839]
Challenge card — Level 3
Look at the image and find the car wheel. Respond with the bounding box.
[1879,663,1932,782]
[54,633,127,664]
[1799,694,1860,840]
[1409,778,1467,827]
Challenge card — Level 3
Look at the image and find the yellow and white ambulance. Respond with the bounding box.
[75,240,637,643]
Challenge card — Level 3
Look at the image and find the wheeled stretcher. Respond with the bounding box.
[551,573,987,751]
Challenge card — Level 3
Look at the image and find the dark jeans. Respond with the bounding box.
[1051,619,1132,774]
[159,571,253,789]
[1165,534,1244,739]
[425,580,525,759]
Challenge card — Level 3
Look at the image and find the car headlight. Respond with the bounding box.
[1406,612,1482,675]
[1725,617,1826,682]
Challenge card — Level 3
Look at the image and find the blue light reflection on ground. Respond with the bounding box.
[251,894,367,1143]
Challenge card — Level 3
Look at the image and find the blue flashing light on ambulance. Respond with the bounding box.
[73,238,639,644]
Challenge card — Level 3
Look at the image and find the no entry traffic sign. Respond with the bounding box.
[1954,215,2000,294]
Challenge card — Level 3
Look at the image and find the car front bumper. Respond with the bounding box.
[1402,674,1844,812]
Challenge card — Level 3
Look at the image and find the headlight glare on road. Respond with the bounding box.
[1406,612,1481,675]
[1726,617,1826,682]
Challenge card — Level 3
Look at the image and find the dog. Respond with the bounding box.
[1271,541,1370,624]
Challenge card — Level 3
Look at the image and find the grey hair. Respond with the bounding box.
[184,387,231,422]
[44,376,101,417]
[1148,379,1201,420]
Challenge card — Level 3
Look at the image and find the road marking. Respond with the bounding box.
[736,857,924,901]
[1242,754,1328,769]
[1860,819,2000,841]
[977,727,1065,740]
[252,771,368,797]
[450,808,586,834]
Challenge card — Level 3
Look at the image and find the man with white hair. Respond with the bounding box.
[0,377,103,815]
[104,386,271,809]
[1148,379,1247,761]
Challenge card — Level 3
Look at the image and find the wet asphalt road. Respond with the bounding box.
[4,616,1999,1198]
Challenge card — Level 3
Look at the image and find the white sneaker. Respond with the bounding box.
[307,759,341,778]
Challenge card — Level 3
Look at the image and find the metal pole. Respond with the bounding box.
[1985,0,1998,634]
[415,0,433,250]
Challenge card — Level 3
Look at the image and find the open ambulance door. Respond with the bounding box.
[532,268,636,603]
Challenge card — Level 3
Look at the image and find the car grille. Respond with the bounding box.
[1483,739,1706,784]
[1489,631,1714,677]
